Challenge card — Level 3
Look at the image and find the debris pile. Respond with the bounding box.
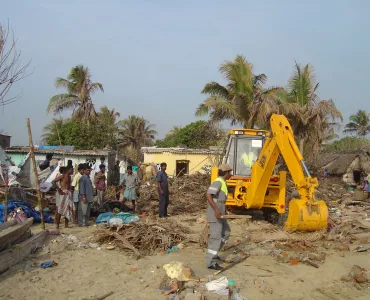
[138,173,210,214]
[95,218,193,257]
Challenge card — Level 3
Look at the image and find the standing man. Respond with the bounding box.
[157,162,169,218]
[79,164,94,227]
[94,164,106,209]
[122,166,139,213]
[39,153,53,171]
[367,173,370,199]
[206,164,232,270]
[119,157,127,185]
[52,165,74,229]
[71,164,85,224]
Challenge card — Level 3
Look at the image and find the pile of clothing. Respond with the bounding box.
[0,200,53,223]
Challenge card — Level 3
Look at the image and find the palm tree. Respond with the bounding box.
[282,62,342,157]
[195,55,281,128]
[41,118,64,144]
[117,115,157,149]
[97,106,120,126]
[47,65,104,119]
[167,126,182,138]
[344,110,370,136]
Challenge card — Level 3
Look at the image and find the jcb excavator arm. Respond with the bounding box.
[246,114,328,231]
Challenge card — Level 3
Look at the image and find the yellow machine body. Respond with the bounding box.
[211,114,328,231]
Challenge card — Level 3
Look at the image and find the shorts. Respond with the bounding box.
[123,187,136,201]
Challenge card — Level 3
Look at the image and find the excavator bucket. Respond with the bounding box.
[285,199,328,231]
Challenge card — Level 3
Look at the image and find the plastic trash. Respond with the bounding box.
[166,245,179,254]
[232,289,245,300]
[206,276,228,291]
[40,261,58,269]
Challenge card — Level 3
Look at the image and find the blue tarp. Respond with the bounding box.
[0,200,53,224]
[96,212,139,224]
[38,145,74,151]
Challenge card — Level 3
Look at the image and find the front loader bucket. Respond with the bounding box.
[284,199,328,231]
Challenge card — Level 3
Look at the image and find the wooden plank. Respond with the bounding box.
[0,218,34,251]
[0,230,47,274]
[213,254,249,275]
[0,219,17,231]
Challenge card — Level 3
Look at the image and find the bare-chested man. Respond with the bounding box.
[52,166,74,229]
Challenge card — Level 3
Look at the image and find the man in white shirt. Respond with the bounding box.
[119,157,127,185]
[94,156,106,173]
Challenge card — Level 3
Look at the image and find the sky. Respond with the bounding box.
[1,0,370,146]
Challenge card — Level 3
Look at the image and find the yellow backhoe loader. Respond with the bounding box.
[211,114,328,231]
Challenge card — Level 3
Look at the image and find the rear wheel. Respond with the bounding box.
[263,208,283,225]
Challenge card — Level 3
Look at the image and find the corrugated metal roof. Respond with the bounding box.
[141,147,222,154]
[5,147,113,156]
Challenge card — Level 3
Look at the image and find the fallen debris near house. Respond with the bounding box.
[138,173,209,215]
[95,218,193,257]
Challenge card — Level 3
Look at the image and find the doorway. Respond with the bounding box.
[353,170,361,184]
[176,160,189,177]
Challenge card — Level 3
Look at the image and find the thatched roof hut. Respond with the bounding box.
[317,151,370,184]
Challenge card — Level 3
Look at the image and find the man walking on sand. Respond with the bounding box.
[205,164,232,270]
[122,166,139,213]
[157,162,169,218]
[79,164,94,227]
[71,164,85,224]
[52,165,74,229]
[94,164,106,209]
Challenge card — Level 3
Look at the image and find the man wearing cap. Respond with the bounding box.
[206,164,232,270]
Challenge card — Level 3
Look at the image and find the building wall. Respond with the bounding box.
[7,153,26,166]
[143,152,218,176]
[0,135,10,149]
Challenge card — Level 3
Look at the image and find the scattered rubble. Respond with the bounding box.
[138,173,209,215]
[94,218,194,257]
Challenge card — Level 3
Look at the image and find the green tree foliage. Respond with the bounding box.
[117,115,157,149]
[42,106,120,149]
[323,137,370,152]
[344,110,370,136]
[195,55,281,128]
[117,115,157,163]
[47,65,104,119]
[282,62,343,160]
[156,121,226,148]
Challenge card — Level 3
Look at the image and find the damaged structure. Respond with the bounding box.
[317,151,370,184]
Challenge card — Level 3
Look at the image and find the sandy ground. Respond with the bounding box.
[1,214,370,300]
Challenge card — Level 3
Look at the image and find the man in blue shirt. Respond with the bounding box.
[78,164,93,226]
[156,162,169,218]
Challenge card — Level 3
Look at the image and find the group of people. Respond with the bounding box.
[48,155,171,229]
[52,163,94,228]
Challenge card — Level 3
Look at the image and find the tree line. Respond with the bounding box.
[2,21,368,161]
[42,58,370,163]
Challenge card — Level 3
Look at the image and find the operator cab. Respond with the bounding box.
[223,129,269,177]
